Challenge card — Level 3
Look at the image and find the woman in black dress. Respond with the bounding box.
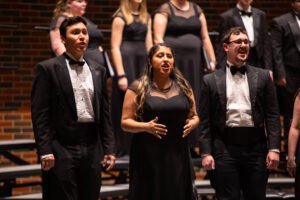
[153,0,215,148]
[111,0,152,156]
[287,89,300,199]
[50,0,107,68]
[122,43,199,200]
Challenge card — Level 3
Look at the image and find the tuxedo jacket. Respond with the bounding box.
[199,65,281,155]
[271,12,300,93]
[216,7,271,69]
[31,55,115,159]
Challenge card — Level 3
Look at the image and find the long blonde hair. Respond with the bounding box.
[114,0,148,24]
[53,0,69,17]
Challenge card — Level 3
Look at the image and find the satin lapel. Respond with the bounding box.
[215,68,227,113]
[232,8,245,28]
[86,58,101,122]
[55,55,77,119]
[252,10,261,47]
[246,66,258,112]
[288,13,300,53]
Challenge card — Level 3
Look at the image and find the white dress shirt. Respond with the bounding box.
[66,53,95,123]
[226,63,254,127]
[237,4,255,47]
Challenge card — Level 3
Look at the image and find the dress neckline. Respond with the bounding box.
[169,1,190,12]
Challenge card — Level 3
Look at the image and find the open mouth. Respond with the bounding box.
[238,47,248,57]
[161,63,170,69]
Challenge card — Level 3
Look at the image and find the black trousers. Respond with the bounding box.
[210,128,268,200]
[42,123,102,200]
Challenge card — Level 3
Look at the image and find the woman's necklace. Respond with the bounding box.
[153,81,173,93]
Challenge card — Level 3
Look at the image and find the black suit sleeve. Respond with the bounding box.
[99,69,115,155]
[270,19,286,80]
[31,64,53,156]
[262,70,281,150]
[199,76,213,155]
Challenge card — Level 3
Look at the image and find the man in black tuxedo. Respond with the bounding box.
[271,0,300,152]
[31,17,116,200]
[199,27,281,200]
[216,0,271,70]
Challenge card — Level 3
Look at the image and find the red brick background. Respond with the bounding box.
[0,0,292,163]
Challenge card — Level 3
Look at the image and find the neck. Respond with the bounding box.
[171,0,188,9]
[227,59,246,67]
[129,2,140,13]
[238,3,250,11]
[153,77,172,89]
[172,0,187,5]
[66,51,83,60]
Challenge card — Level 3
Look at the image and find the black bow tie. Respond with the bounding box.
[239,10,252,17]
[64,53,85,66]
[230,65,246,75]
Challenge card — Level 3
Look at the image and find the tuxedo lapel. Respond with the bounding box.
[288,13,300,53]
[55,55,77,119]
[246,66,258,112]
[232,8,245,28]
[85,58,102,122]
[215,68,227,113]
[252,10,261,47]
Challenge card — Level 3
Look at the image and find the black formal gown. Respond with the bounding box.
[156,2,203,147]
[111,11,149,156]
[128,80,195,200]
[50,15,106,67]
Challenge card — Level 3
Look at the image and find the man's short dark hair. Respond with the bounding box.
[59,16,87,38]
[222,27,248,44]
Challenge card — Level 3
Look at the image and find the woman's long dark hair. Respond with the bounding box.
[135,43,194,120]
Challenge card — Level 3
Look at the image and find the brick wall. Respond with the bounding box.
[0,0,292,162]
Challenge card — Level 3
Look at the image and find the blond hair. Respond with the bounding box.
[114,0,148,24]
[53,0,68,17]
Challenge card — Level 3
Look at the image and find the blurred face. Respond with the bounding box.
[62,22,89,59]
[223,32,250,66]
[151,46,174,77]
[67,0,87,16]
[292,1,300,13]
[238,0,253,9]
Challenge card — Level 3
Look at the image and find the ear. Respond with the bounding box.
[61,36,66,44]
[223,43,229,52]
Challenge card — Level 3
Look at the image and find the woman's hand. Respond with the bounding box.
[182,118,195,138]
[147,117,167,139]
[118,77,128,91]
[287,157,297,177]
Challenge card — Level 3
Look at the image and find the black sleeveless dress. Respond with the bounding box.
[128,81,194,200]
[50,15,106,66]
[111,11,149,156]
[156,2,203,147]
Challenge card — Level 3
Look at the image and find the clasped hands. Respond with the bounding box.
[147,116,195,139]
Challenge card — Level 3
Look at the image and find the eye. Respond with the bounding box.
[82,29,88,35]
[156,53,164,58]
[71,29,80,35]
[166,54,173,59]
